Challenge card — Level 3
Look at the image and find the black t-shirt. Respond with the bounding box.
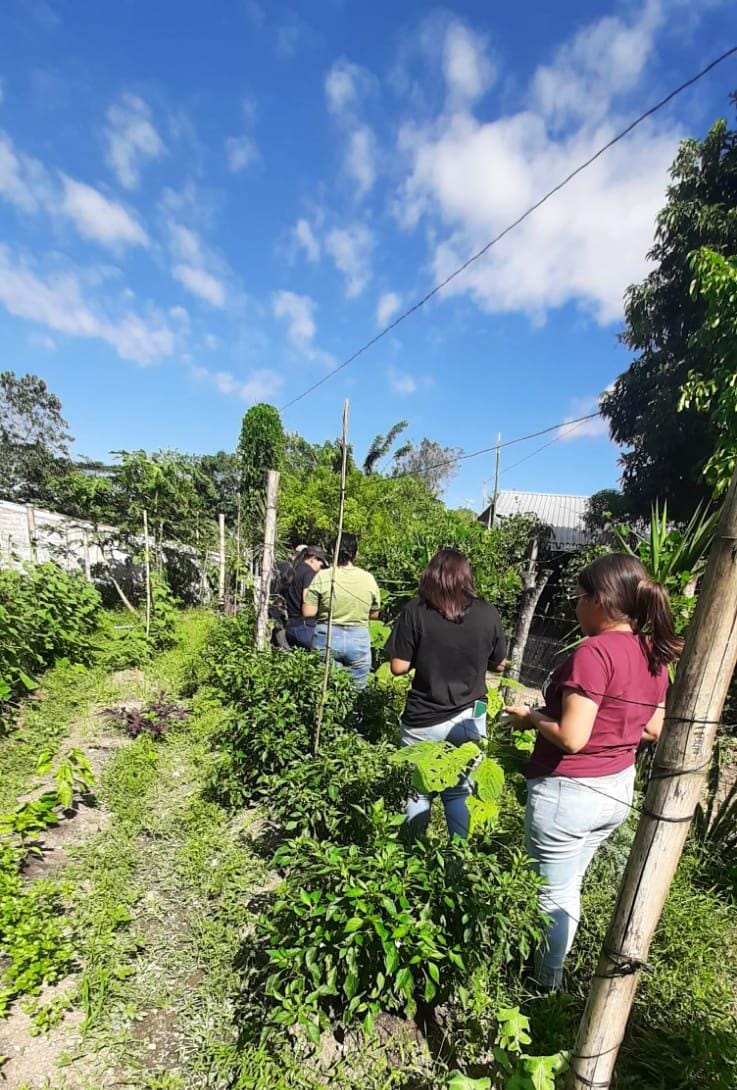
[385,596,507,729]
[284,561,318,626]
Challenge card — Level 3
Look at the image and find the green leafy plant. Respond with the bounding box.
[239,814,543,1045]
[0,563,101,716]
[493,1007,569,1090]
[390,740,504,834]
[0,748,96,848]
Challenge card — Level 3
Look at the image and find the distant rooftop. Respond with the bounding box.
[479,490,593,551]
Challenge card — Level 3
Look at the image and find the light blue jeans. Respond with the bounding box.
[312,624,372,689]
[525,765,635,989]
[400,707,487,839]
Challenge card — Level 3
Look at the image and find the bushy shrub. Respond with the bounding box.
[239,814,544,1043]
[207,646,358,808]
[0,563,101,709]
[264,733,407,845]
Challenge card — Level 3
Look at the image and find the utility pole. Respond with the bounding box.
[487,433,501,530]
[218,512,226,610]
[313,400,349,756]
[568,461,737,1089]
[255,471,279,649]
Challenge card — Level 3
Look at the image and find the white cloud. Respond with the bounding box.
[105,93,164,190]
[226,134,260,172]
[215,367,283,402]
[272,290,316,349]
[376,291,402,327]
[325,223,373,297]
[556,394,610,441]
[388,367,416,395]
[28,331,56,351]
[0,245,174,364]
[172,263,226,308]
[346,126,376,197]
[0,131,50,212]
[167,220,230,308]
[395,2,688,325]
[293,218,320,262]
[442,22,495,105]
[531,0,662,129]
[59,176,148,250]
[169,304,190,326]
[325,59,374,115]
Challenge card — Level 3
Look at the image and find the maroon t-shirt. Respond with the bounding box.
[526,631,669,779]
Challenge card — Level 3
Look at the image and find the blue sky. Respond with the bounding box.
[0,0,733,510]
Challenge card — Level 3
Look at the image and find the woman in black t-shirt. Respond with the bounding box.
[386,549,507,838]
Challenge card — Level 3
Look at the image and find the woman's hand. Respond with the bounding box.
[503,704,532,727]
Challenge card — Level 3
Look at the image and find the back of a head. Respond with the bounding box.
[578,552,681,672]
[335,532,358,566]
[419,548,476,623]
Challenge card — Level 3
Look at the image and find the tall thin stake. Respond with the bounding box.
[142,509,152,638]
[26,505,37,564]
[313,399,350,757]
[256,471,279,649]
[218,512,226,610]
[567,461,737,1089]
[487,433,501,530]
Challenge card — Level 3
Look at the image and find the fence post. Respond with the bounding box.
[143,510,152,639]
[313,400,350,756]
[567,462,737,1089]
[26,505,37,564]
[218,513,226,610]
[256,472,279,649]
[82,528,92,581]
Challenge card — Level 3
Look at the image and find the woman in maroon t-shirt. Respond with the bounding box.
[504,553,681,990]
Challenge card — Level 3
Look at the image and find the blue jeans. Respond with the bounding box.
[525,765,635,989]
[312,624,371,688]
[285,621,315,650]
[400,707,487,839]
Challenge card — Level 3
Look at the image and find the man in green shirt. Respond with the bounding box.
[302,532,380,688]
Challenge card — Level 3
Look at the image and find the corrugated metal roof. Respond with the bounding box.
[479,491,592,551]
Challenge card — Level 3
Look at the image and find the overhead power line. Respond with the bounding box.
[279,44,737,414]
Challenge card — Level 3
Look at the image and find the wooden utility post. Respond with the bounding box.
[487,433,501,530]
[255,471,279,649]
[142,510,152,638]
[218,513,226,610]
[313,400,350,756]
[568,463,737,1089]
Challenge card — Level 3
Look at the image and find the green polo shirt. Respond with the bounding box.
[304,565,380,627]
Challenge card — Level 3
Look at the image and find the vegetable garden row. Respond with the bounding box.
[1,562,736,1089]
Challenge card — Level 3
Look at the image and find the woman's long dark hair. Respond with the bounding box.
[419,549,477,623]
[578,553,682,673]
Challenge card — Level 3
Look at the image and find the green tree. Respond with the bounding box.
[392,437,463,496]
[679,248,737,495]
[0,371,72,505]
[600,104,737,519]
[362,420,409,474]
[583,488,629,535]
[236,403,284,540]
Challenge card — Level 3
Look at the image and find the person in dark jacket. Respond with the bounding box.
[284,546,328,649]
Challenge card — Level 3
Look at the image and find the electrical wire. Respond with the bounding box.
[279,44,737,414]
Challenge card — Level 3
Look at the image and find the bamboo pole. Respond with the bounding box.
[218,512,226,610]
[143,510,152,639]
[567,463,737,1089]
[255,472,279,649]
[82,528,91,582]
[313,400,350,757]
[26,505,37,564]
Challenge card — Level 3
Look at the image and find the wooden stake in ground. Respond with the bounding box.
[82,528,91,582]
[26,505,37,564]
[255,471,279,649]
[567,463,737,1090]
[218,512,226,610]
[313,399,350,757]
[142,510,152,638]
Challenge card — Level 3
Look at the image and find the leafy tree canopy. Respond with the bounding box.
[600,103,737,519]
[0,371,72,505]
